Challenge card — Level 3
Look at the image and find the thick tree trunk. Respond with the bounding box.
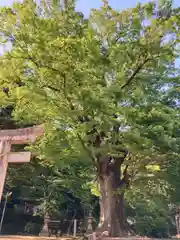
[96,156,129,237]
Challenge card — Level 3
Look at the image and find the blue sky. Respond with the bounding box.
[76,0,180,16]
[1,0,180,14]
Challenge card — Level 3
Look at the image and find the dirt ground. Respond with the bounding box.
[0,237,53,240]
[0,236,75,240]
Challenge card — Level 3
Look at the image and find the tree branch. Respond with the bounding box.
[114,150,128,167]
[77,132,96,163]
[42,85,61,92]
[121,57,150,90]
[122,164,129,176]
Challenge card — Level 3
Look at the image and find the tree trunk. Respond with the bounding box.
[96,156,129,237]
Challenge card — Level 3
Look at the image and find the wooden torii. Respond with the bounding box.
[0,125,43,202]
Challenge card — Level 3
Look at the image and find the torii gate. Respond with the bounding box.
[0,125,43,202]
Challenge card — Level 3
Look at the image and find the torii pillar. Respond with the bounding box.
[0,125,43,202]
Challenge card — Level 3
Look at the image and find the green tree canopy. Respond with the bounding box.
[0,0,179,236]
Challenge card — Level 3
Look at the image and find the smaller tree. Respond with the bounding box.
[6,157,93,220]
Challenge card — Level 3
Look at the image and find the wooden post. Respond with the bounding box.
[0,191,12,233]
[176,206,180,238]
[0,141,11,201]
[73,219,77,237]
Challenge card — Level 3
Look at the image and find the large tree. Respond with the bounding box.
[0,0,179,236]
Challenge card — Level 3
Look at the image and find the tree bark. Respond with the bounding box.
[96,156,129,237]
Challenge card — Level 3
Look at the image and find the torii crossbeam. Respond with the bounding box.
[0,125,43,201]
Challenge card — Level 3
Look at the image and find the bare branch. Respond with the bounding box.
[42,85,61,92]
[122,164,129,176]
